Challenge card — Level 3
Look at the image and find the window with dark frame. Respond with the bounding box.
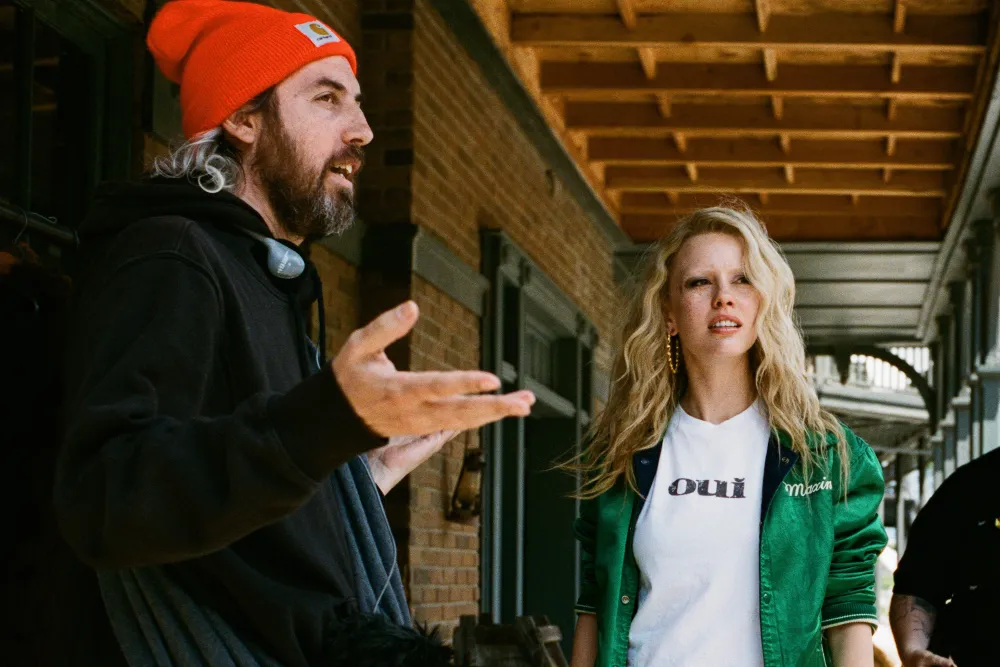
[0,0,134,259]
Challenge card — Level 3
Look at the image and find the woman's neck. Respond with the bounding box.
[679,356,757,425]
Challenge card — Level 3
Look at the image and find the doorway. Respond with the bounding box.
[480,230,596,654]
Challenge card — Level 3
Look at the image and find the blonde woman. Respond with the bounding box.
[569,208,887,667]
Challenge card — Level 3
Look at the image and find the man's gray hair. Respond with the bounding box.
[150,87,276,194]
[151,128,241,194]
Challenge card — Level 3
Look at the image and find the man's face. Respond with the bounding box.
[249,56,373,242]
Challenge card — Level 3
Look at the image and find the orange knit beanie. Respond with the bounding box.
[147,0,358,139]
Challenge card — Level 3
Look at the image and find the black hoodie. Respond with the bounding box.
[55,178,387,666]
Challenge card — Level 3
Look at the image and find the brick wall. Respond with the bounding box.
[310,246,361,353]
[411,0,615,373]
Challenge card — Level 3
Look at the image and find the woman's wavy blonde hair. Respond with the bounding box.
[574,205,847,499]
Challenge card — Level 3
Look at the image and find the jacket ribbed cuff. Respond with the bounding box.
[821,601,879,631]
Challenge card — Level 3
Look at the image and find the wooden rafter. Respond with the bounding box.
[620,192,944,217]
[638,48,656,80]
[621,213,940,242]
[615,0,637,30]
[505,0,991,246]
[565,101,965,139]
[763,49,778,82]
[540,63,975,101]
[894,0,908,35]
[604,167,948,197]
[510,14,985,55]
[657,94,672,118]
[754,0,771,34]
[587,136,954,170]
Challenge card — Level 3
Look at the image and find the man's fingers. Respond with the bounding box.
[394,370,502,399]
[346,301,419,359]
[419,391,535,432]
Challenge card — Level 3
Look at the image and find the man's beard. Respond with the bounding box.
[250,117,363,242]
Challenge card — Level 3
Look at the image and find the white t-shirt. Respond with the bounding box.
[627,401,771,667]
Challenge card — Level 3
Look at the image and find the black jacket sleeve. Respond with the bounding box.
[55,253,384,569]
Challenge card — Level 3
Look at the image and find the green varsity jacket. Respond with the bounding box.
[574,426,888,667]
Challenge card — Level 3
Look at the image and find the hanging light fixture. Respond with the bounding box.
[447,447,483,523]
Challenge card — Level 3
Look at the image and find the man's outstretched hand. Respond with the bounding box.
[333,301,535,437]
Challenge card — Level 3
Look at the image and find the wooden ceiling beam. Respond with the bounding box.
[540,62,975,101]
[620,192,944,217]
[763,48,778,82]
[623,213,940,242]
[638,47,656,79]
[673,132,687,152]
[565,101,965,139]
[754,0,771,34]
[894,0,907,35]
[771,96,784,120]
[892,53,903,84]
[615,0,637,30]
[510,14,985,55]
[621,213,940,242]
[686,163,699,182]
[605,166,948,197]
[657,94,672,118]
[586,136,955,169]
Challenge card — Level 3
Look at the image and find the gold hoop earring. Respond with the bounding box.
[667,334,680,374]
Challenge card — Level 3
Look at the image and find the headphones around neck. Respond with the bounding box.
[241,229,305,279]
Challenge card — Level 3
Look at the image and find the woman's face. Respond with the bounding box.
[665,232,761,368]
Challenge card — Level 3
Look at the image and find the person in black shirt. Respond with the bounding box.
[890,447,1000,667]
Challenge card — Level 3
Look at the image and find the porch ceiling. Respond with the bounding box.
[480,0,1000,343]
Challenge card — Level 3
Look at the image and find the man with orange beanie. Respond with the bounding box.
[55,2,534,666]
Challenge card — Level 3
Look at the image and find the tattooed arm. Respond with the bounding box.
[889,594,955,667]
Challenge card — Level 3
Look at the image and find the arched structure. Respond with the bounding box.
[808,344,937,430]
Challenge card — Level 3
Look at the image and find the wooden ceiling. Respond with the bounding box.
[480,0,999,244]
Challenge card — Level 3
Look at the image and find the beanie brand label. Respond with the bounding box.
[294,21,341,47]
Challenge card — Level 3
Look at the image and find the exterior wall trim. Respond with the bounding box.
[413,228,490,317]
